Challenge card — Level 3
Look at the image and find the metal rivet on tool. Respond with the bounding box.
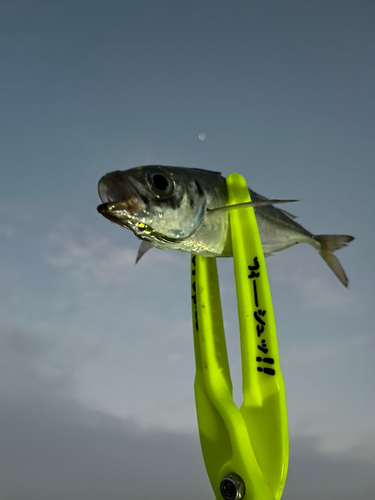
[219,473,245,500]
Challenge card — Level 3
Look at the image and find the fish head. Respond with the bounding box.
[97,165,208,244]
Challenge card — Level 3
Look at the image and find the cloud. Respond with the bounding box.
[1,392,374,500]
[42,221,372,436]
[42,220,199,430]
[285,436,375,500]
[44,220,193,353]
[0,200,34,239]
[1,216,372,499]
[0,319,208,499]
[0,323,73,400]
[0,200,33,224]
[266,246,362,313]
[1,395,211,500]
[281,332,372,369]
[0,321,373,500]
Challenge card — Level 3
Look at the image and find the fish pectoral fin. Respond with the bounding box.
[208,199,299,214]
[135,241,155,264]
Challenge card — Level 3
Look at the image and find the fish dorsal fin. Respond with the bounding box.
[278,208,298,220]
[135,241,155,264]
[191,167,222,175]
[249,189,298,219]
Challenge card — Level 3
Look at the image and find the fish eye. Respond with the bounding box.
[147,171,174,197]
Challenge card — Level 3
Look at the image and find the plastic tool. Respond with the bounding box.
[191,173,289,500]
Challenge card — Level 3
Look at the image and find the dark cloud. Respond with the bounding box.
[0,325,373,500]
[0,395,211,500]
[0,324,73,400]
[285,436,375,500]
[0,322,211,499]
[0,282,373,500]
[4,327,52,357]
[1,392,374,500]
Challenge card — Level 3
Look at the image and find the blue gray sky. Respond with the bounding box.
[1,1,374,499]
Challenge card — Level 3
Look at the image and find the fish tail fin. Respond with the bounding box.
[313,234,354,288]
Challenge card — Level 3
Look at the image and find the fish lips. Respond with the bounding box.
[97,202,121,223]
[97,200,140,225]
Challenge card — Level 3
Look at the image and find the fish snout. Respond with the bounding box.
[97,197,142,224]
[98,171,138,204]
[97,203,123,223]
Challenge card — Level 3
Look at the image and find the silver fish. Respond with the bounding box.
[97,165,354,287]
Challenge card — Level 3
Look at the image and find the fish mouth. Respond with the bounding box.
[97,202,192,243]
[97,200,154,237]
[97,198,141,223]
[97,202,123,223]
[97,201,157,239]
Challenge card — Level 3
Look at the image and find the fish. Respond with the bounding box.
[97,165,354,287]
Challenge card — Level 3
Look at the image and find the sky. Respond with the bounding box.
[0,0,374,498]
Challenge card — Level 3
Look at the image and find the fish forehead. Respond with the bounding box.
[122,165,224,193]
[128,165,222,177]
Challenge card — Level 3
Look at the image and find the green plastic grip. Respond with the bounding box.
[191,173,289,499]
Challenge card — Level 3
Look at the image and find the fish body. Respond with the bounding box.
[97,165,354,287]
